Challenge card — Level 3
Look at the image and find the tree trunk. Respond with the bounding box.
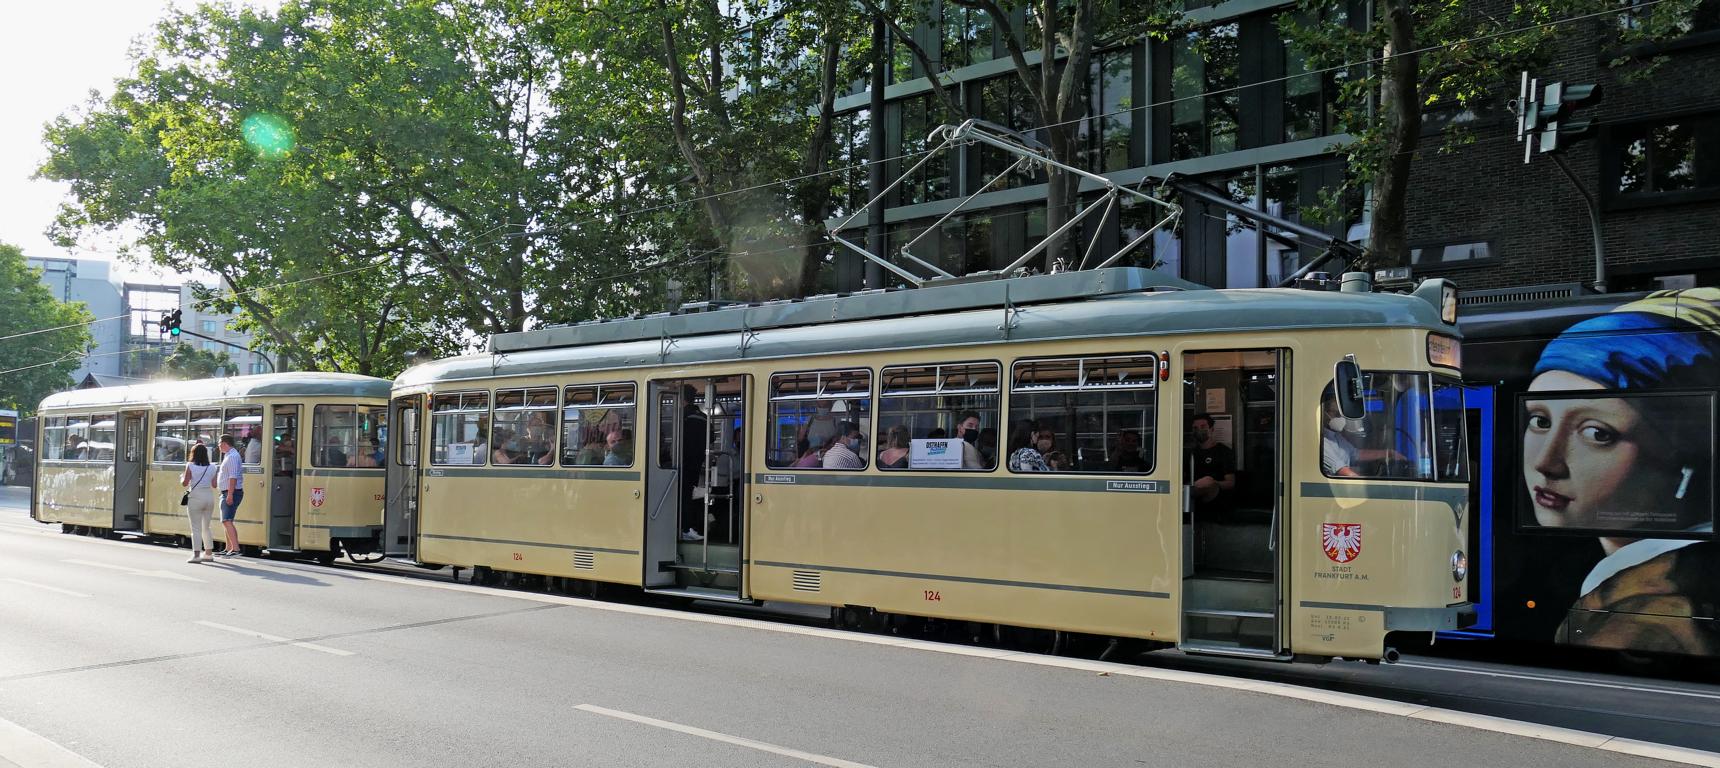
[1369,0,1420,270]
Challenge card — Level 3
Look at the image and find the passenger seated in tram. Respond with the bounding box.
[320,434,348,468]
[952,411,988,470]
[821,422,866,469]
[602,428,633,466]
[573,427,607,465]
[1044,450,1069,471]
[1112,430,1148,473]
[242,429,262,464]
[878,426,910,469]
[349,439,381,468]
[490,429,521,465]
[793,437,830,467]
[63,434,89,460]
[1007,422,1055,472]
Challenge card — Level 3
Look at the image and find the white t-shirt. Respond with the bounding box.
[244,438,261,465]
[1321,429,1360,476]
[217,447,244,491]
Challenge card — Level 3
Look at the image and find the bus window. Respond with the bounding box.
[1008,355,1157,474]
[430,391,489,466]
[224,406,264,465]
[877,362,999,471]
[767,369,871,470]
[1319,373,1434,481]
[562,383,636,468]
[154,411,188,463]
[492,387,558,466]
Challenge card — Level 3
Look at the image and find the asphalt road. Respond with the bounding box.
[0,484,1714,768]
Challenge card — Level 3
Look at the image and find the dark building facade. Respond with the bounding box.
[825,1,1720,296]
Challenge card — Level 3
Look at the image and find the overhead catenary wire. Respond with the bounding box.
[0,0,1679,350]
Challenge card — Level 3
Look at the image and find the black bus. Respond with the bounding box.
[1454,287,1718,660]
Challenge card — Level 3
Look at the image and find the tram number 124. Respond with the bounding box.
[923,590,942,602]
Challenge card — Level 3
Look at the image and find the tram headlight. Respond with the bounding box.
[1451,550,1468,582]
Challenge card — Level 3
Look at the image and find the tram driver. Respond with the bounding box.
[1320,389,1403,478]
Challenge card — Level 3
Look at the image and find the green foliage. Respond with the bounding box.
[1281,0,1706,268]
[0,243,93,414]
[161,343,235,380]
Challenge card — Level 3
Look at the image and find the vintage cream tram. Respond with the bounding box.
[384,268,1471,661]
[33,373,391,561]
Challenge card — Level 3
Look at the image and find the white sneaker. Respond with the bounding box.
[680,528,704,542]
[188,554,202,563]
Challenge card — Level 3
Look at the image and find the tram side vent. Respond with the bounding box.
[791,570,822,592]
[573,551,597,571]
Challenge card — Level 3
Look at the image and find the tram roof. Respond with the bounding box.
[401,272,1449,388]
[38,372,392,411]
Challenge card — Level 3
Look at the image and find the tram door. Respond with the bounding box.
[112,411,147,531]
[268,406,299,549]
[642,376,749,599]
[382,396,421,557]
[1179,349,1287,658]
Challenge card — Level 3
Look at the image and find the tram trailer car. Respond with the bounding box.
[384,268,1472,662]
[1454,288,1719,660]
[33,373,393,560]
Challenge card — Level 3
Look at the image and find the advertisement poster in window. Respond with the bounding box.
[1495,288,1720,657]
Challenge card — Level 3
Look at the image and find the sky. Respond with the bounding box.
[0,1,275,284]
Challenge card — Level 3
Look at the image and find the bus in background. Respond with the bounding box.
[1456,287,1719,661]
[0,409,18,485]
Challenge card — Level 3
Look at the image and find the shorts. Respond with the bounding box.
[220,489,244,522]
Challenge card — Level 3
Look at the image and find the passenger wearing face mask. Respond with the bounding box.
[953,410,988,470]
[821,423,867,469]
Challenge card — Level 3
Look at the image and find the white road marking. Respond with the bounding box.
[1,578,91,598]
[194,620,355,657]
[61,559,203,583]
[0,712,105,768]
[18,522,1720,767]
[1396,660,1720,701]
[575,705,880,768]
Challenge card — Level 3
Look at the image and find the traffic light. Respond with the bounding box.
[1520,76,1601,159]
[161,309,182,338]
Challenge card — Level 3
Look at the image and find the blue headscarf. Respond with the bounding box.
[1533,289,1720,390]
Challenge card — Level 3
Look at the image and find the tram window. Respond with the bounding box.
[1008,355,1157,474]
[189,409,223,449]
[1518,391,1714,535]
[766,369,872,470]
[1319,373,1435,481]
[1432,378,1468,482]
[430,391,490,466]
[154,411,189,463]
[365,406,388,467]
[87,414,117,461]
[61,415,93,461]
[877,362,1000,471]
[42,416,68,461]
[313,406,358,467]
[562,383,636,468]
[492,387,558,466]
[224,406,264,465]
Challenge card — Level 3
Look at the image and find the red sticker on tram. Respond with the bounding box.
[310,487,326,508]
[1321,523,1362,563]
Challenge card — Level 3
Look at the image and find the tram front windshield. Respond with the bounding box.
[1325,372,1466,482]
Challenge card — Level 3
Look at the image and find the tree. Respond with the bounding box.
[161,343,235,380]
[869,1,1180,271]
[1284,0,1707,268]
[544,0,874,299]
[39,0,651,372]
[0,243,92,414]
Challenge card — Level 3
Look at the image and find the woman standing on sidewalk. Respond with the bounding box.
[180,443,218,563]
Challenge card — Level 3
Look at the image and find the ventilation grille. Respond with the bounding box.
[1458,282,1589,307]
[572,551,596,570]
[791,570,822,592]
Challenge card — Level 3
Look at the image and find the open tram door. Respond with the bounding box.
[1179,349,1289,659]
[643,375,750,601]
[381,395,422,558]
[112,411,148,532]
[267,405,299,550]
